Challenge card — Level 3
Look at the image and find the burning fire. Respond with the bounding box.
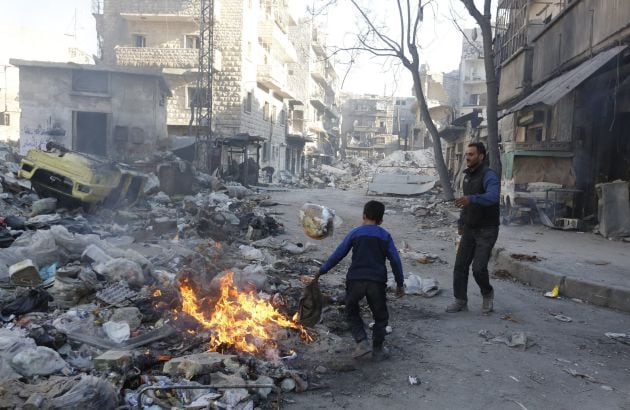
[179,272,311,355]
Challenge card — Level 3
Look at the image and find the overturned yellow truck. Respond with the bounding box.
[18,144,146,211]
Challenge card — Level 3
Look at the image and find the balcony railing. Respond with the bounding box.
[258,52,292,96]
[112,0,200,16]
[115,47,199,69]
[258,20,298,63]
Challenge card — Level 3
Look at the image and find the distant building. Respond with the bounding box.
[341,94,396,159]
[10,59,170,160]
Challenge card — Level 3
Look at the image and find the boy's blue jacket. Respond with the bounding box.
[318,224,404,287]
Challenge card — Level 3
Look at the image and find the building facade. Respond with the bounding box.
[341,94,396,159]
[495,0,630,221]
[95,0,338,179]
[11,59,170,160]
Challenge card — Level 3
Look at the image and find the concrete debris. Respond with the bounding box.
[102,321,131,344]
[11,346,68,377]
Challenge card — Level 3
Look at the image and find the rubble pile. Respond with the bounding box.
[296,149,438,191]
[0,145,343,409]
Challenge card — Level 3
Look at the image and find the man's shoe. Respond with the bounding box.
[352,339,372,358]
[445,299,468,313]
[482,291,494,313]
[372,346,390,362]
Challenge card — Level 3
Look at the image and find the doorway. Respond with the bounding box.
[73,111,107,156]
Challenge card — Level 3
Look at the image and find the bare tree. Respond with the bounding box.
[324,0,455,200]
[460,0,501,177]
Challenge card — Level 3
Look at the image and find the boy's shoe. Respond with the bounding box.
[445,299,468,313]
[482,291,494,313]
[372,346,390,362]
[352,339,372,358]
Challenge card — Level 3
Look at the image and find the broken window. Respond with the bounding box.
[72,70,109,94]
[185,35,200,49]
[133,34,146,48]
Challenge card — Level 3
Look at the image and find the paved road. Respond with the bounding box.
[269,188,630,410]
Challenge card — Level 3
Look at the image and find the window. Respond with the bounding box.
[185,35,200,49]
[263,142,269,161]
[271,105,277,124]
[263,102,270,121]
[133,34,146,48]
[188,87,209,108]
[244,91,252,113]
[0,113,9,126]
[72,70,109,93]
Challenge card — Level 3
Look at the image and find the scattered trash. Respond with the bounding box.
[403,275,440,297]
[103,321,131,344]
[553,314,572,322]
[479,330,531,349]
[544,285,560,298]
[510,253,543,262]
[500,314,519,323]
[1,288,53,320]
[408,375,420,385]
[564,368,598,383]
[605,333,630,345]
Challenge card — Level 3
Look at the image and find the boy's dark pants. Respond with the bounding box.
[345,280,389,347]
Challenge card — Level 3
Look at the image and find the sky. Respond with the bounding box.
[0,0,483,96]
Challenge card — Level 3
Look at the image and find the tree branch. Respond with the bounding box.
[396,0,406,53]
[349,0,402,55]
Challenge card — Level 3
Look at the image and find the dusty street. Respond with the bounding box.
[269,188,630,410]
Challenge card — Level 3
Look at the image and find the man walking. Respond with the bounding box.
[446,142,500,314]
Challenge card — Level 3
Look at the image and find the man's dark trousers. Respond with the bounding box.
[345,280,388,346]
[453,226,499,301]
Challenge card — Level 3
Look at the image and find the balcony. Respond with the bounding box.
[257,53,293,98]
[115,47,198,68]
[258,20,298,63]
[310,60,326,83]
[113,0,199,19]
[310,83,326,110]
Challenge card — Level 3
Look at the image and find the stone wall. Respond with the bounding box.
[115,47,198,68]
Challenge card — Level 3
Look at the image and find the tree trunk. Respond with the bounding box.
[409,66,455,200]
[479,15,502,177]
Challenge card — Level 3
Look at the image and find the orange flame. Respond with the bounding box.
[179,272,312,355]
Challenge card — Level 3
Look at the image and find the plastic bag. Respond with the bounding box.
[1,288,53,319]
[297,280,323,327]
[50,375,117,410]
[299,203,336,240]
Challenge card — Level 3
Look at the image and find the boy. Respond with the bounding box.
[315,200,405,361]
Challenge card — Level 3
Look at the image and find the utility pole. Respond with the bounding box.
[195,0,215,172]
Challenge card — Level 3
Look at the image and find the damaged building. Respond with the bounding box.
[94,0,340,181]
[10,59,171,161]
[495,0,630,233]
[341,94,397,159]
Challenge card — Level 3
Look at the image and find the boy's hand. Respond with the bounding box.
[395,286,405,298]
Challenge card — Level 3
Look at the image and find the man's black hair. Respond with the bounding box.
[364,200,385,224]
[468,142,487,158]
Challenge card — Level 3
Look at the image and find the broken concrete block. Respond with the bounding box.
[209,371,246,387]
[81,244,112,265]
[9,259,42,286]
[255,375,275,399]
[163,352,236,379]
[221,388,249,408]
[109,307,142,331]
[280,377,296,392]
[93,350,132,372]
[11,346,67,377]
[151,217,177,235]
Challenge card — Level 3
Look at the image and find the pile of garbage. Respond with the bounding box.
[0,145,338,409]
